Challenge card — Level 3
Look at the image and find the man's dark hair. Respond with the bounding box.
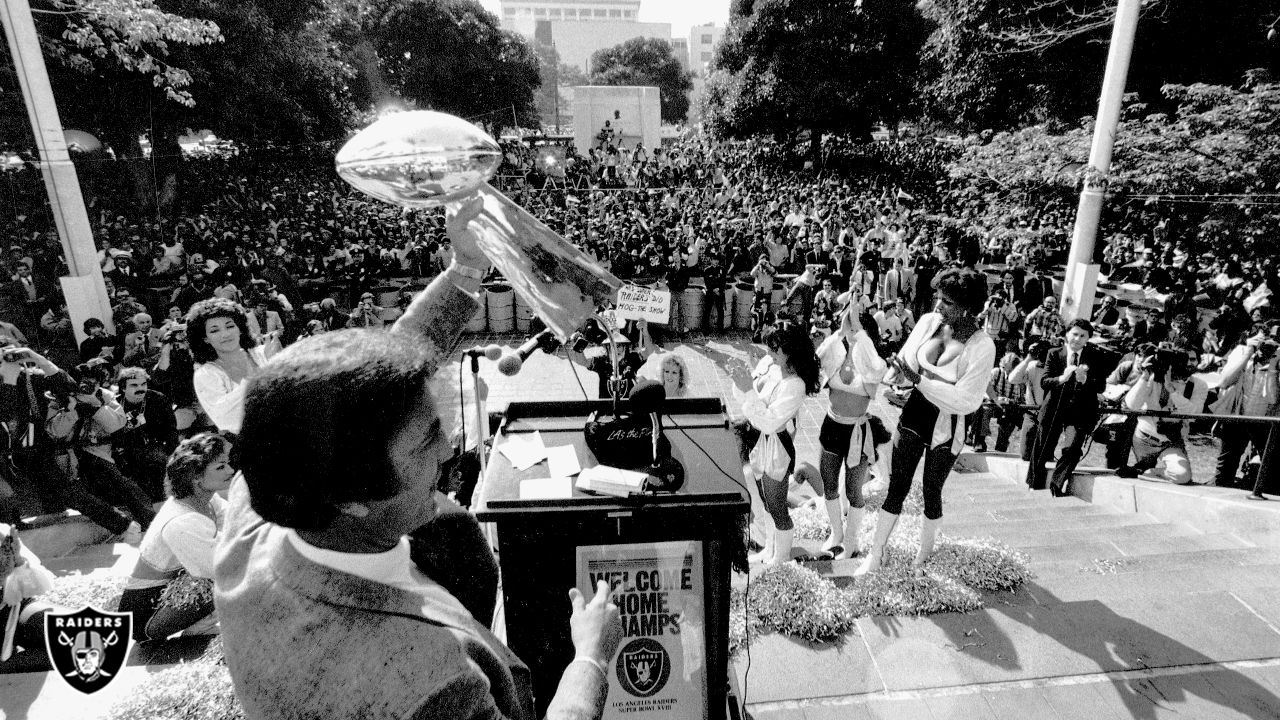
[238,330,436,531]
[931,267,987,315]
[83,318,105,333]
[1065,318,1094,337]
[185,298,255,363]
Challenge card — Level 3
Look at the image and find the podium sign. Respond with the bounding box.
[578,541,707,720]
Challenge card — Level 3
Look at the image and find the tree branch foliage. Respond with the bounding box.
[356,0,541,131]
[35,0,222,107]
[589,37,692,124]
[705,0,929,147]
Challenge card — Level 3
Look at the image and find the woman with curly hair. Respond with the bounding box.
[117,432,235,640]
[737,321,821,566]
[857,268,995,577]
[188,298,278,433]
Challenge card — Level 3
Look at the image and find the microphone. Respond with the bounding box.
[498,330,554,376]
[463,345,502,361]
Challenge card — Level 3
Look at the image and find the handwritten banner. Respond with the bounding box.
[615,285,671,323]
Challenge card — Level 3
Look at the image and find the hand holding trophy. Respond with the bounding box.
[336,111,622,339]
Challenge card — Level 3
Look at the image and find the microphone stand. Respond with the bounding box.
[469,352,490,478]
[594,313,621,417]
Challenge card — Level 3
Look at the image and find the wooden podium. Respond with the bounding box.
[475,398,748,720]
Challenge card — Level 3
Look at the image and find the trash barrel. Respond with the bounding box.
[486,284,515,333]
[733,282,755,330]
[682,285,706,332]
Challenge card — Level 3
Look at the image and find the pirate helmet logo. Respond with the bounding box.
[44,606,133,694]
[615,638,670,698]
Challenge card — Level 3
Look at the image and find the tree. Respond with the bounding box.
[590,37,693,124]
[947,81,1280,257]
[533,41,588,129]
[705,0,929,153]
[917,0,1280,131]
[358,0,541,133]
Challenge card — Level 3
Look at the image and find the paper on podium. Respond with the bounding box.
[576,465,648,498]
[497,431,546,471]
[518,477,574,500]
[545,445,582,478]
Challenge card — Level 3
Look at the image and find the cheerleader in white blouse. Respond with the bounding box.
[815,304,888,559]
[736,322,821,566]
[857,269,995,577]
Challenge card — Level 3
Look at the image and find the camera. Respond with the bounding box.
[1143,348,1186,382]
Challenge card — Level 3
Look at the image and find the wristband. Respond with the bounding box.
[570,656,608,679]
[448,261,485,280]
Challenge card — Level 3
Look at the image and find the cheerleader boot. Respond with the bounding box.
[766,528,794,566]
[821,499,845,553]
[835,507,865,560]
[913,517,940,575]
[748,515,775,564]
[853,510,898,577]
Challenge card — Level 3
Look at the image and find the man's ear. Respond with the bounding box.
[335,502,370,518]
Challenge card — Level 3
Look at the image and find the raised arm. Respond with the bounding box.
[391,198,491,356]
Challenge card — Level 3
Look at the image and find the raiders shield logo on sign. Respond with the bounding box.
[615,637,670,698]
[44,606,133,694]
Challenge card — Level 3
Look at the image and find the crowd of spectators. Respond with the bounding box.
[0,131,1275,537]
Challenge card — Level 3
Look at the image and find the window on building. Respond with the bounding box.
[594,9,607,17]
[609,9,621,17]
[702,34,713,43]
[624,10,635,18]
[534,7,545,15]
[564,9,576,19]
[504,7,516,15]
[549,8,561,17]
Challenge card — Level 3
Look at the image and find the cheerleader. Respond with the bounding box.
[815,304,888,559]
[737,322,822,566]
[857,268,996,576]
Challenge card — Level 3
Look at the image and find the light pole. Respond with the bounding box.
[1,0,114,341]
[1060,0,1141,323]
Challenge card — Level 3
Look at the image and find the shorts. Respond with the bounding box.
[818,416,855,456]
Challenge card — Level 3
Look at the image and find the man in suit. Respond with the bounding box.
[215,199,622,720]
[245,295,285,342]
[1021,266,1056,316]
[1026,319,1116,495]
[879,256,913,308]
[5,263,49,338]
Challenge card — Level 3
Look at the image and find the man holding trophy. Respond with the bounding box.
[215,112,624,720]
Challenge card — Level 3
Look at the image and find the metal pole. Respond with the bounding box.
[553,42,561,134]
[1,0,113,341]
[1061,0,1141,323]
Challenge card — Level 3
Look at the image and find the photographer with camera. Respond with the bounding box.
[113,367,179,501]
[150,321,208,434]
[45,358,156,532]
[347,291,385,330]
[1210,325,1280,496]
[978,290,1021,355]
[0,340,149,537]
[1119,345,1209,485]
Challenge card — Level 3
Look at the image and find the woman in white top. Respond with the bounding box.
[857,269,995,577]
[815,304,888,560]
[117,432,235,640]
[189,298,278,433]
[736,322,821,566]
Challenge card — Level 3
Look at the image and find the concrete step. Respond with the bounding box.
[1031,546,1280,578]
[940,503,1116,524]
[1027,565,1280,605]
[1018,532,1252,566]
[943,512,1163,538]
[976,520,1202,550]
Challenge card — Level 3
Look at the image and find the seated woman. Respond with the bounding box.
[0,523,58,673]
[117,432,236,641]
[189,298,280,433]
[637,352,689,398]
